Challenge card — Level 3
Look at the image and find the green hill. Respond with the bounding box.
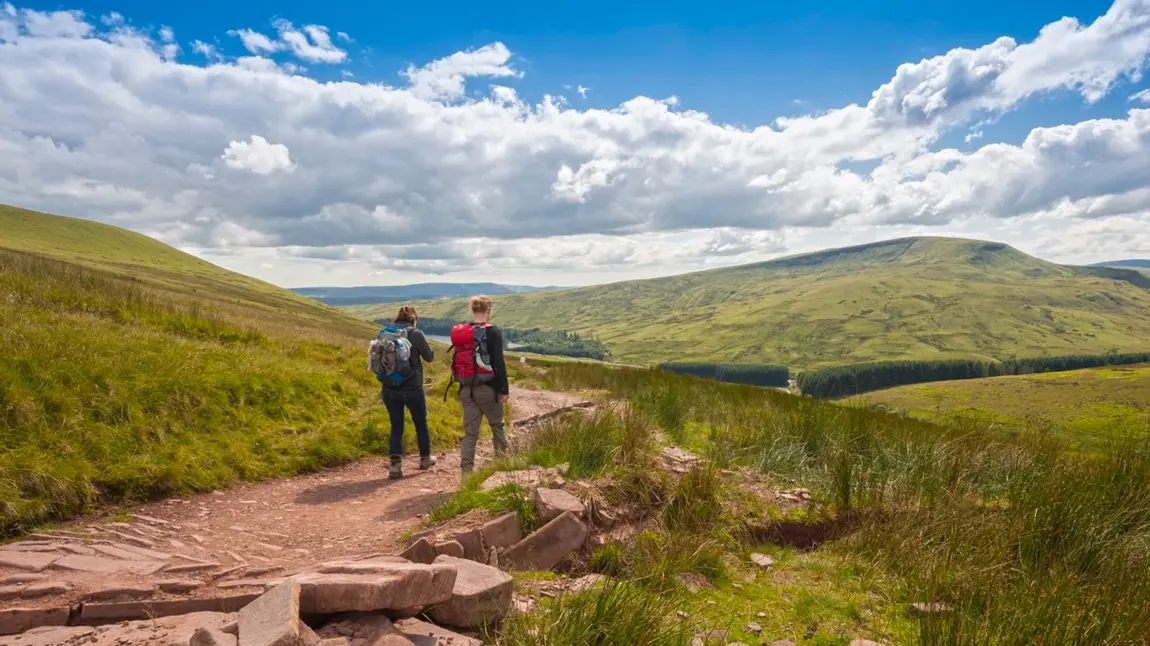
[0,204,461,533]
[347,237,1150,368]
[866,363,1150,446]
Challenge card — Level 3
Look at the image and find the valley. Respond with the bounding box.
[348,237,1150,369]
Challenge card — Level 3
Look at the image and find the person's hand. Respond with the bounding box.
[499,394,510,404]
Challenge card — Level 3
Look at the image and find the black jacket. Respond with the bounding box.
[485,325,510,396]
[382,323,434,392]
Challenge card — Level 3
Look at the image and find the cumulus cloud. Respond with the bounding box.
[402,42,519,100]
[228,21,347,63]
[221,136,296,175]
[0,2,1149,285]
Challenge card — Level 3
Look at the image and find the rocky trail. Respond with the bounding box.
[0,386,594,644]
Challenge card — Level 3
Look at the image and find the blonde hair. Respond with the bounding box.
[470,295,493,314]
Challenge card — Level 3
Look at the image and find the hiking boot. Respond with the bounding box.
[419,455,438,470]
[388,460,403,480]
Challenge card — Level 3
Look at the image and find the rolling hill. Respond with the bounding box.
[347,237,1150,368]
[0,204,461,533]
[291,282,563,306]
[867,363,1150,445]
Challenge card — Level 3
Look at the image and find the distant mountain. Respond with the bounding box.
[291,283,565,306]
[1094,259,1150,269]
[378,236,1150,369]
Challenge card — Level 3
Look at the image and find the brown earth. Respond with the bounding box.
[0,386,591,617]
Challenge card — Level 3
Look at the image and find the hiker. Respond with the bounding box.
[447,295,510,474]
[371,306,436,479]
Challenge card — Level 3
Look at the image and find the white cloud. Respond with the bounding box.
[1132,88,1150,102]
[159,25,174,42]
[221,136,296,175]
[576,85,589,98]
[402,42,519,100]
[274,20,346,63]
[227,21,347,64]
[0,2,1149,286]
[230,28,278,54]
[192,40,220,60]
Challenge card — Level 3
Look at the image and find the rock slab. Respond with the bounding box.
[79,593,261,623]
[293,562,456,614]
[502,511,588,571]
[534,488,585,522]
[433,540,465,559]
[426,556,513,630]
[480,513,521,549]
[395,619,482,646]
[0,552,57,572]
[0,607,69,636]
[238,580,300,646]
[399,538,436,565]
[450,528,485,562]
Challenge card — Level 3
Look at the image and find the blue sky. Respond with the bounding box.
[24,0,1133,129]
[4,1,1150,286]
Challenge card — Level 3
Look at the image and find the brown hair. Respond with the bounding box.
[395,306,418,324]
[470,295,493,314]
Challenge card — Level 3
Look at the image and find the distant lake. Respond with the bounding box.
[427,333,522,349]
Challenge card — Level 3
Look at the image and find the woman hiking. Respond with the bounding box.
[447,295,510,474]
[377,306,437,479]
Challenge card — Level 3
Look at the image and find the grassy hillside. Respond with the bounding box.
[0,205,468,534]
[347,237,1150,368]
[434,362,1150,643]
[867,363,1150,444]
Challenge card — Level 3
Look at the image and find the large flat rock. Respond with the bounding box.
[426,556,512,631]
[238,581,300,646]
[79,593,261,623]
[0,552,57,572]
[533,488,585,523]
[292,562,456,614]
[501,511,588,572]
[0,607,69,636]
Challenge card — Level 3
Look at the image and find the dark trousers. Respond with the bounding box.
[382,387,431,460]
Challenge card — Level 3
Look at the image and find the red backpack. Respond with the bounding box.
[445,322,495,397]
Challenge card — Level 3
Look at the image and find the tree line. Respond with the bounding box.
[383,317,611,361]
[659,362,790,387]
[796,352,1150,399]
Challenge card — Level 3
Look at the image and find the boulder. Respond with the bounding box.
[433,541,465,559]
[533,488,585,522]
[394,618,482,646]
[502,511,588,572]
[426,556,513,630]
[399,538,436,565]
[449,528,485,562]
[481,513,521,549]
[238,581,300,646]
[292,562,456,614]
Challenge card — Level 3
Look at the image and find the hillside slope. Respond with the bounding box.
[867,363,1150,445]
[0,205,459,533]
[349,237,1150,368]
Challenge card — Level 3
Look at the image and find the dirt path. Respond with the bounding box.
[0,385,591,617]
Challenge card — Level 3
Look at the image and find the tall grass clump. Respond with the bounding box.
[494,581,692,646]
